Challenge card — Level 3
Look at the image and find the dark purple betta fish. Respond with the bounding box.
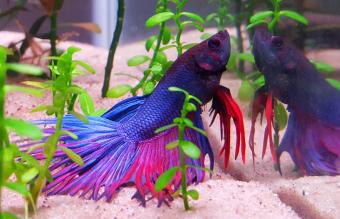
[251,27,340,176]
[23,30,246,205]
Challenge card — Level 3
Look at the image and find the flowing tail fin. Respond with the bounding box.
[277,111,340,175]
[19,96,213,205]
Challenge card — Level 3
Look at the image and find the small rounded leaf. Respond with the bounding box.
[180,141,201,159]
[162,27,172,45]
[155,167,179,192]
[127,55,150,67]
[79,92,95,115]
[274,102,288,131]
[188,189,199,200]
[180,12,204,24]
[186,103,197,112]
[106,84,132,98]
[143,81,155,95]
[250,11,274,23]
[146,12,175,28]
[279,10,308,25]
[238,80,255,102]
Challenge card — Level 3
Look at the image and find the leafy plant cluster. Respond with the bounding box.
[0,45,98,218]
[154,87,210,210]
[106,0,206,98]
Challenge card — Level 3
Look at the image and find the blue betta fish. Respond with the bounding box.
[23,30,246,205]
[250,27,340,176]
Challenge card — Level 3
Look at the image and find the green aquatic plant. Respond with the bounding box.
[247,0,308,33]
[0,46,44,219]
[0,46,99,218]
[106,0,205,97]
[154,87,210,211]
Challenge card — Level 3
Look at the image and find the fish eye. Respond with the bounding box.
[271,36,284,48]
[208,38,221,49]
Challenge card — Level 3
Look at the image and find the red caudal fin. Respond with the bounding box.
[249,87,277,166]
[210,85,246,169]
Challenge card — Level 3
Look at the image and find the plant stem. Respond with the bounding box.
[179,96,190,210]
[217,0,226,31]
[101,0,125,97]
[179,124,189,210]
[131,0,168,95]
[0,53,6,214]
[174,0,187,56]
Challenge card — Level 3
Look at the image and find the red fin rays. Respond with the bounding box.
[210,85,246,169]
[249,88,277,165]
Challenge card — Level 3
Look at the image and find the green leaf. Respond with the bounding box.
[127,55,150,66]
[166,140,179,150]
[168,86,188,95]
[31,105,55,113]
[4,182,29,196]
[6,63,43,76]
[70,111,89,123]
[155,123,177,134]
[145,35,157,51]
[279,10,308,25]
[4,118,42,140]
[66,86,85,95]
[227,52,237,71]
[106,84,132,98]
[200,33,213,40]
[274,102,288,130]
[250,11,274,23]
[143,81,155,95]
[0,212,19,219]
[186,102,197,112]
[188,94,202,105]
[246,20,266,30]
[311,61,335,74]
[253,75,265,88]
[187,189,199,200]
[238,53,255,64]
[238,80,255,101]
[183,118,193,127]
[60,147,84,166]
[60,130,78,140]
[145,12,175,28]
[150,63,163,75]
[162,27,172,45]
[180,140,201,159]
[21,167,39,183]
[326,78,340,90]
[22,80,51,89]
[206,13,217,22]
[180,12,204,24]
[4,85,44,97]
[181,21,204,32]
[90,108,107,117]
[74,60,95,74]
[155,51,167,64]
[79,92,95,115]
[155,167,179,192]
[188,125,207,137]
